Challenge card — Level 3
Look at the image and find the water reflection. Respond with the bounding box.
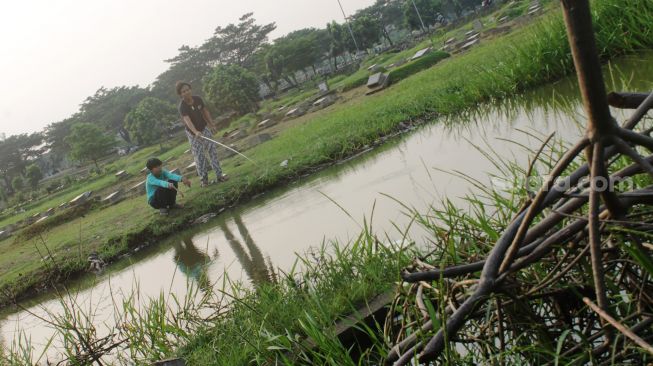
[173,237,211,291]
[219,213,276,287]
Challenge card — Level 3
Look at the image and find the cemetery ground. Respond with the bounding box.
[0,0,651,312]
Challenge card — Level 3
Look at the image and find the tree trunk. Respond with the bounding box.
[118,127,131,144]
[382,26,394,46]
[311,64,317,75]
[1,175,14,195]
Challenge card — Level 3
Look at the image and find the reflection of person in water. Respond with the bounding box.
[219,213,275,287]
[173,237,211,291]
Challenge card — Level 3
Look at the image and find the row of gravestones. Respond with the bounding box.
[366,45,439,95]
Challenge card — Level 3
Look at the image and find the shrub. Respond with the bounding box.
[388,51,450,83]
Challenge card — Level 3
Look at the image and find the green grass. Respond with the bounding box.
[1,0,651,307]
[387,51,450,83]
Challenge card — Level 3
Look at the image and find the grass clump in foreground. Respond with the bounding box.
[1,0,652,307]
[0,226,417,365]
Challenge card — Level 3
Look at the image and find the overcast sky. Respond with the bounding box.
[0,0,376,137]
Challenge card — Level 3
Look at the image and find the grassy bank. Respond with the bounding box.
[1,0,652,308]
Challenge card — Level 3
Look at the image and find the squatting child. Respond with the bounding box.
[145,158,191,215]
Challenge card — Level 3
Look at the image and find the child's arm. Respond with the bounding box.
[163,170,191,187]
[162,170,182,182]
[147,174,173,189]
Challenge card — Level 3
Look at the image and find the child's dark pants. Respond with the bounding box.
[149,180,178,209]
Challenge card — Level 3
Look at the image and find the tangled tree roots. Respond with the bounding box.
[386,1,653,364]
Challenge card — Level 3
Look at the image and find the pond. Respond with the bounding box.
[1,52,652,362]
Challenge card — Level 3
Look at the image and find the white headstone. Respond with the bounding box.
[70,191,93,206]
[257,119,277,130]
[411,48,431,60]
[367,73,388,88]
[318,82,329,93]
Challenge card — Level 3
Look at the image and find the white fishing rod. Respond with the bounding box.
[199,135,258,165]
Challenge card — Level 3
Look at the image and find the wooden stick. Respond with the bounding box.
[583,298,653,355]
[607,92,650,110]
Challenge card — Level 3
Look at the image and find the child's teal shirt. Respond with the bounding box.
[146,169,182,203]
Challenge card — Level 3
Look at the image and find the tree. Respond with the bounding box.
[271,28,329,79]
[0,133,43,195]
[201,13,276,68]
[204,64,260,115]
[25,164,43,190]
[351,15,383,50]
[78,86,149,143]
[124,97,177,148]
[44,117,77,169]
[326,21,354,70]
[359,0,405,46]
[11,176,24,192]
[65,123,116,169]
[404,0,444,30]
[152,46,212,103]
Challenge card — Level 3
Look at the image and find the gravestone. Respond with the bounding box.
[228,129,248,140]
[185,162,197,173]
[170,168,181,175]
[115,170,129,179]
[164,156,174,163]
[313,95,336,109]
[461,38,480,51]
[140,167,149,174]
[0,230,10,240]
[70,191,93,206]
[102,190,124,205]
[465,30,476,37]
[280,159,289,168]
[34,216,49,225]
[498,16,509,23]
[387,58,407,69]
[367,73,388,89]
[257,119,277,130]
[277,105,287,112]
[318,81,329,94]
[445,37,457,45]
[411,47,431,61]
[59,201,69,209]
[467,33,480,42]
[44,208,55,216]
[285,107,306,119]
[472,19,483,33]
[184,149,191,154]
[129,181,146,194]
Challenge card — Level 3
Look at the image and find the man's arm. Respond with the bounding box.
[181,115,202,137]
[202,108,217,132]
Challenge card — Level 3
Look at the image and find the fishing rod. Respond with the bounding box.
[199,135,258,165]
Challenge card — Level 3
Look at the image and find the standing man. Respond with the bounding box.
[176,81,228,187]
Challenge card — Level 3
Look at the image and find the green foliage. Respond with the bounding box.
[351,15,383,50]
[25,164,43,190]
[78,86,149,143]
[124,97,177,147]
[65,123,116,168]
[404,0,444,30]
[204,64,261,115]
[388,50,450,82]
[0,133,43,195]
[11,176,24,192]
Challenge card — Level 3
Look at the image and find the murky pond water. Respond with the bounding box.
[2,52,652,361]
